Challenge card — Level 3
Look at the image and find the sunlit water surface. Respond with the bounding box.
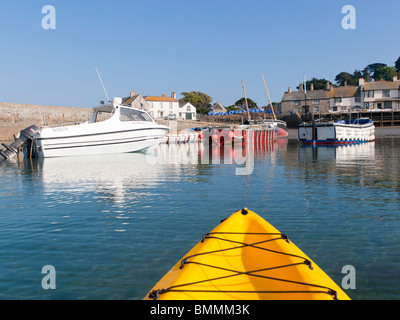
[0,138,399,300]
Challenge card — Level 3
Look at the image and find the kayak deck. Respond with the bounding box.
[145,209,350,300]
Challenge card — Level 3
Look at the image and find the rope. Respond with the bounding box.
[149,232,339,300]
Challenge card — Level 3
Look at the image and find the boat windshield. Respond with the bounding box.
[120,107,154,122]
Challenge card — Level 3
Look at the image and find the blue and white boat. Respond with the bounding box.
[298,118,375,145]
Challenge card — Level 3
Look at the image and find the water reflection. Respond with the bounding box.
[298,142,375,164]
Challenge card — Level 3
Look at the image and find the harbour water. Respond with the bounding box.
[0,137,399,300]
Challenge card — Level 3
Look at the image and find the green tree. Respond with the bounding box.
[335,72,354,86]
[297,78,331,90]
[374,66,397,81]
[366,63,387,80]
[180,91,212,114]
[395,56,400,73]
[362,67,371,82]
[335,70,363,86]
[352,70,363,84]
[226,105,240,112]
[234,97,258,109]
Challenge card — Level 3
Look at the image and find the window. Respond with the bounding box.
[186,106,191,111]
[383,90,391,98]
[365,90,374,98]
[120,107,153,122]
[333,106,338,112]
[294,100,301,106]
[341,106,347,111]
[355,97,361,103]
[312,99,320,105]
[314,107,319,113]
[365,102,372,109]
[93,110,113,123]
[334,97,342,104]
[169,102,173,109]
[384,101,392,109]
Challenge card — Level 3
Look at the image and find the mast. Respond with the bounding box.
[261,73,276,120]
[242,80,251,121]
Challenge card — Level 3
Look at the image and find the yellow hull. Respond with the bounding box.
[145,209,350,300]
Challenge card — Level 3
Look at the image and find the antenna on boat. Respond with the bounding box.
[241,80,251,121]
[95,67,111,103]
[261,74,276,120]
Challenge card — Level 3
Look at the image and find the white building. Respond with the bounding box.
[329,86,362,113]
[122,92,196,120]
[178,101,197,120]
[360,76,400,110]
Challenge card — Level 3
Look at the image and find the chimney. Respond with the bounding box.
[344,81,348,87]
[130,91,136,97]
[359,78,365,86]
[310,83,314,91]
[171,92,176,99]
[299,83,304,91]
[393,75,398,82]
[325,82,330,90]
[288,87,292,93]
[162,93,167,97]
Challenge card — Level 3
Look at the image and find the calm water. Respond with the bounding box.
[0,138,399,300]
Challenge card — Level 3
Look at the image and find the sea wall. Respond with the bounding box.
[0,102,92,141]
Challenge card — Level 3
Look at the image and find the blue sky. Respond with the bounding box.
[1,0,399,108]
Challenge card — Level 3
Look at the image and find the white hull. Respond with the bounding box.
[298,119,375,145]
[33,99,169,158]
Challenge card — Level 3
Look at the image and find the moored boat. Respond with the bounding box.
[298,118,375,145]
[30,97,169,158]
[261,119,288,137]
[145,208,350,300]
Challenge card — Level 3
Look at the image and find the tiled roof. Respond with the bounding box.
[362,81,400,91]
[144,96,178,102]
[121,95,139,105]
[282,90,332,101]
[332,86,360,97]
[282,86,361,101]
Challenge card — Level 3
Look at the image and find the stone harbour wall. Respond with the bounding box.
[0,102,92,141]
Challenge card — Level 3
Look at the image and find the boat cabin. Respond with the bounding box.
[87,98,156,124]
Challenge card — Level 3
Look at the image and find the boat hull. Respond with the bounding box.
[145,209,350,300]
[34,126,168,158]
[298,119,375,145]
[276,125,288,137]
[261,120,288,137]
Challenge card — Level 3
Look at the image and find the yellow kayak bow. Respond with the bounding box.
[145,208,350,300]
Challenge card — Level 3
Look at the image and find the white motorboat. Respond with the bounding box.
[31,97,169,158]
[298,118,375,145]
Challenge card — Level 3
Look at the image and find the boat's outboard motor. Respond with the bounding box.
[0,125,40,162]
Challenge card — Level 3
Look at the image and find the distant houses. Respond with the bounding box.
[122,92,196,120]
[212,102,227,113]
[281,76,400,116]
